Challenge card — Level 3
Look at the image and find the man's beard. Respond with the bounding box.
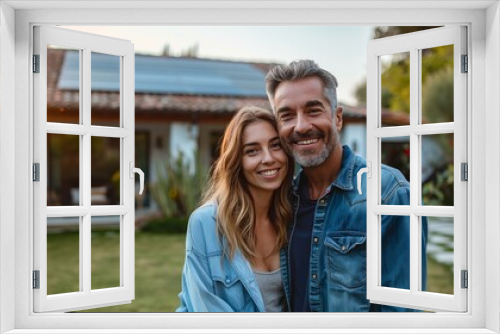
[285,130,336,168]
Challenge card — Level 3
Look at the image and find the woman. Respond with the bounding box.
[176,106,293,312]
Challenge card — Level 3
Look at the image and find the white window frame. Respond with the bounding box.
[366,26,467,312]
[1,1,499,333]
[33,25,136,313]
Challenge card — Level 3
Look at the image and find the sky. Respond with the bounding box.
[64,26,374,106]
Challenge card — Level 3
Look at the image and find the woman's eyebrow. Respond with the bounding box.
[242,142,259,148]
[243,136,279,147]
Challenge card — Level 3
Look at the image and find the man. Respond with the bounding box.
[265,59,427,312]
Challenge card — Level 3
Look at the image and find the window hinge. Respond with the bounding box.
[461,54,468,73]
[461,162,468,181]
[33,163,40,182]
[33,270,40,289]
[33,54,40,73]
[461,270,468,289]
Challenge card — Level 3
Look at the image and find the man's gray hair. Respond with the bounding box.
[265,59,339,113]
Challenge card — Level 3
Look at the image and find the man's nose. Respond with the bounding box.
[294,113,311,133]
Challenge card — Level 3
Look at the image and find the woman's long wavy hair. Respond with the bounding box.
[203,106,294,265]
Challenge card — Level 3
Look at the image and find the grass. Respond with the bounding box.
[426,257,454,295]
[48,231,185,312]
[47,230,453,312]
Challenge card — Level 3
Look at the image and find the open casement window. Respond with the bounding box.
[366,26,467,312]
[33,26,138,312]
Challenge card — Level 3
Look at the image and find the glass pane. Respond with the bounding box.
[425,216,453,294]
[91,137,121,205]
[91,215,121,290]
[381,215,410,290]
[421,45,454,124]
[47,217,80,295]
[422,133,454,206]
[380,52,410,127]
[47,45,80,124]
[91,52,121,127]
[47,134,80,206]
[381,136,410,203]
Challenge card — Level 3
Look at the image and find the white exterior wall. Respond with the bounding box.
[169,122,199,174]
[342,123,367,158]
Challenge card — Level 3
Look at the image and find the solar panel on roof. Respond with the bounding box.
[58,51,268,97]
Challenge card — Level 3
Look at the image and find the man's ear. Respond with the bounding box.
[335,106,343,131]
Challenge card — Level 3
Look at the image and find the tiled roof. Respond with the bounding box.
[48,49,274,118]
[47,49,409,124]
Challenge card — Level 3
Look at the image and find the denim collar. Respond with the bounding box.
[292,145,356,194]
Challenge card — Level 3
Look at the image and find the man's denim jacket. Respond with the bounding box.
[280,145,427,312]
[176,202,266,312]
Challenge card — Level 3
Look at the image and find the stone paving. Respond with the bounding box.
[427,216,454,266]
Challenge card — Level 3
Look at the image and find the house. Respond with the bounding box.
[46,48,410,215]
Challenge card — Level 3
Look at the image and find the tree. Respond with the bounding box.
[355,26,455,208]
[355,26,453,116]
[373,26,439,39]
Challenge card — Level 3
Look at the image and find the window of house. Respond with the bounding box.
[1,2,498,333]
[209,130,224,165]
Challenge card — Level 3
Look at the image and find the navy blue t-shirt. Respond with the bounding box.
[290,178,316,312]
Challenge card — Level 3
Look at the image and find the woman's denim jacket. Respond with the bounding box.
[176,202,266,312]
[280,145,427,312]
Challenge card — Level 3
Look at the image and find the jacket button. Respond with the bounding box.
[225,278,231,284]
[319,199,325,204]
[313,237,319,244]
[341,245,346,251]
[312,274,317,280]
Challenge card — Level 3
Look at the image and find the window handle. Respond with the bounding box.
[129,162,145,195]
[356,162,371,195]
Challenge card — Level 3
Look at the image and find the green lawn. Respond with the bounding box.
[47,230,453,312]
[48,231,185,312]
[426,257,453,295]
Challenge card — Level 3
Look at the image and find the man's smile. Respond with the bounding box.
[295,138,319,145]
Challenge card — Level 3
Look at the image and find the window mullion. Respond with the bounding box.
[373,125,411,138]
[413,123,454,135]
[122,50,135,293]
[82,47,92,294]
[78,48,85,293]
[409,47,420,295]
[373,205,454,217]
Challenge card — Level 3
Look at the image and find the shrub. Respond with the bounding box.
[422,163,454,206]
[141,216,189,234]
[151,151,207,219]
